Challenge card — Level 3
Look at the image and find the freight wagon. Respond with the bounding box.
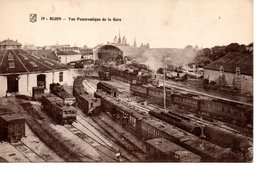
[149,108,252,153]
[129,83,253,127]
[145,138,201,162]
[98,71,111,81]
[94,90,241,162]
[147,86,173,106]
[0,114,25,143]
[96,82,119,97]
[73,76,101,115]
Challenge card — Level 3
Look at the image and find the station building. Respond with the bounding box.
[204,47,253,95]
[57,50,81,64]
[80,48,93,60]
[94,44,144,65]
[0,39,21,50]
[0,39,73,97]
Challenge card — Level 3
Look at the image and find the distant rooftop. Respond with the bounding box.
[0,39,22,46]
[57,50,80,55]
[204,52,253,75]
[80,49,93,55]
[25,49,59,61]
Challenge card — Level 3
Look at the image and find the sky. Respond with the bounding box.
[0,0,253,48]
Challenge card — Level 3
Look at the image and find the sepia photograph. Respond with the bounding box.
[0,0,256,166]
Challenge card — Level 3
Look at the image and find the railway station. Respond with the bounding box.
[0,37,254,163]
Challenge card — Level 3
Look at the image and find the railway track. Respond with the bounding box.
[20,102,89,162]
[148,103,252,140]
[77,114,115,144]
[11,140,46,162]
[76,115,114,148]
[164,81,253,106]
[120,88,252,139]
[114,91,252,153]
[76,114,133,162]
[64,123,119,162]
[24,101,125,162]
[90,115,145,161]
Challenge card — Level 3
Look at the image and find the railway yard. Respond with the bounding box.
[0,69,253,162]
[0,0,255,164]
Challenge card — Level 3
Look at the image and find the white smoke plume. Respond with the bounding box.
[140,47,199,72]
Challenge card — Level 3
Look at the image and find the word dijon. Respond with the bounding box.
[68,17,121,21]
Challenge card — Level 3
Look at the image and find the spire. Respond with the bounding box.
[118,30,121,43]
[122,36,126,44]
[114,35,118,43]
[134,38,137,47]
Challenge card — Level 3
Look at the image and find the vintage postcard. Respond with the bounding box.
[0,0,254,166]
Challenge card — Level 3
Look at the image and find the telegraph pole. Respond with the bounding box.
[163,55,166,111]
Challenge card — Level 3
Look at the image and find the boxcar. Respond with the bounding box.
[73,76,101,115]
[140,116,240,161]
[98,71,111,81]
[42,94,77,124]
[145,138,201,162]
[77,94,101,115]
[200,98,252,125]
[130,83,148,97]
[0,114,25,142]
[95,91,117,117]
[95,90,241,161]
[147,86,173,105]
[171,92,200,112]
[96,82,119,97]
[114,102,143,136]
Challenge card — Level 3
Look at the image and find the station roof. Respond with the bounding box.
[0,49,69,75]
[204,52,253,75]
[25,49,58,61]
[0,39,22,46]
[115,45,143,58]
[97,44,143,58]
[80,49,93,55]
[57,50,80,55]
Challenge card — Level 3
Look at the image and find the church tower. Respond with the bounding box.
[134,38,137,47]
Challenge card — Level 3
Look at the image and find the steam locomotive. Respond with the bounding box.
[99,65,153,84]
